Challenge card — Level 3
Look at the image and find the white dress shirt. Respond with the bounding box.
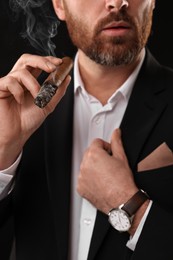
[0,48,152,260]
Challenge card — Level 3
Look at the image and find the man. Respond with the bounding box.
[0,0,173,259]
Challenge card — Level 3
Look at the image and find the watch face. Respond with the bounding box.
[108,208,131,232]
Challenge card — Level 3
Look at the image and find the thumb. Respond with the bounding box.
[111,128,126,159]
[43,75,71,112]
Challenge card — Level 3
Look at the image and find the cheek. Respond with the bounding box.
[73,1,102,28]
[135,1,154,22]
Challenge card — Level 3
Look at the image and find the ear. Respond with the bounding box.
[52,0,66,21]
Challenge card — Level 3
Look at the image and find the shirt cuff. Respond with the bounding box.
[126,200,153,251]
[0,152,22,194]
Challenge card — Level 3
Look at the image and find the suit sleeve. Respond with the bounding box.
[131,202,173,259]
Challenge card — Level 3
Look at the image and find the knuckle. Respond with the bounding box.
[4,75,12,85]
[5,75,17,85]
[20,53,31,61]
[20,53,28,59]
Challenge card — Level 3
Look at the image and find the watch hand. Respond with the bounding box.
[118,213,121,224]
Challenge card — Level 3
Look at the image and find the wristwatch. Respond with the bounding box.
[108,189,149,232]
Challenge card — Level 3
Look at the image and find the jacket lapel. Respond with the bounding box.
[87,50,168,260]
[120,51,167,170]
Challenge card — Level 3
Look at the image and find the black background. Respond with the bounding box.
[0,0,172,76]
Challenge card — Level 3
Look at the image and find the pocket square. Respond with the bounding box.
[137,142,173,172]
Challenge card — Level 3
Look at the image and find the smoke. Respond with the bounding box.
[9,0,60,56]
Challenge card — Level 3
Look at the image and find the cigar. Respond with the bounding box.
[34,56,73,108]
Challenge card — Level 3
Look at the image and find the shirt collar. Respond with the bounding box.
[74,52,84,94]
[74,49,145,102]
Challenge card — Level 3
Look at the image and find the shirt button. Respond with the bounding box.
[83,218,92,226]
[95,117,101,124]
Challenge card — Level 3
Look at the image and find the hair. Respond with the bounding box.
[9,0,60,56]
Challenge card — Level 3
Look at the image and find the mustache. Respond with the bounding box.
[94,11,135,34]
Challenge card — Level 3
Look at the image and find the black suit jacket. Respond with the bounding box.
[1,49,173,260]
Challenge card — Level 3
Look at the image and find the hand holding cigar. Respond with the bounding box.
[34,56,73,108]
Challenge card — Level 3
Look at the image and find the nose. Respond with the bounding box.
[105,0,129,12]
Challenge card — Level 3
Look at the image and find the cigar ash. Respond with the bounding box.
[34,82,58,108]
[34,56,73,108]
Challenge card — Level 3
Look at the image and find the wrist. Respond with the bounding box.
[0,145,22,170]
[128,199,150,236]
[108,189,149,232]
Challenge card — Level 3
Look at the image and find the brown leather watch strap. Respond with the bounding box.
[121,190,149,217]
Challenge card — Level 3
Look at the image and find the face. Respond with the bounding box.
[53,0,155,67]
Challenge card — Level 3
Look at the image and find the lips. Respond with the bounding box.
[103,21,131,30]
[100,20,131,37]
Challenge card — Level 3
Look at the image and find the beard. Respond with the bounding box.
[63,4,153,67]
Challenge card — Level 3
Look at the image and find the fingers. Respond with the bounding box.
[0,76,24,104]
[98,139,112,155]
[80,129,125,160]
[90,129,125,158]
[86,138,112,158]
[0,70,41,104]
[11,54,62,75]
[0,54,65,105]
